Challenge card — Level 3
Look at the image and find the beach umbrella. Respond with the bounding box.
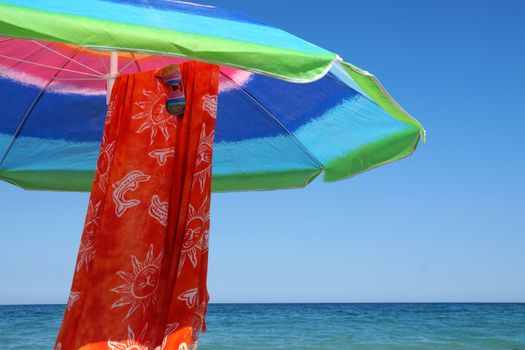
[0,0,425,192]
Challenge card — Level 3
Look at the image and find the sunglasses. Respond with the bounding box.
[159,64,185,116]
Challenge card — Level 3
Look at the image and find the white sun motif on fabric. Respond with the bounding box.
[85,199,102,227]
[179,198,210,272]
[111,244,163,319]
[202,93,217,118]
[193,125,214,192]
[77,230,96,272]
[108,324,149,350]
[201,226,210,253]
[66,291,80,311]
[97,140,116,192]
[106,98,116,125]
[77,200,101,272]
[132,80,177,145]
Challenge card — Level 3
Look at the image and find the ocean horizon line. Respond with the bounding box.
[2,301,524,306]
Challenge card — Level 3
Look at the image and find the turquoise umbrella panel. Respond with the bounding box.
[0,0,338,81]
[0,36,421,191]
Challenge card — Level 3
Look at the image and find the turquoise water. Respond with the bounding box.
[0,303,524,349]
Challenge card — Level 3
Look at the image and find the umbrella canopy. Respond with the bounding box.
[0,0,425,192]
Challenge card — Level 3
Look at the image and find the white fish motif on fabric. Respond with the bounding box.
[179,197,210,272]
[111,245,163,319]
[193,125,214,193]
[154,323,180,350]
[178,288,198,309]
[164,323,180,337]
[202,93,217,118]
[132,79,177,145]
[107,324,149,350]
[148,148,175,166]
[55,343,62,350]
[67,291,80,311]
[149,195,168,227]
[191,302,207,345]
[112,170,151,217]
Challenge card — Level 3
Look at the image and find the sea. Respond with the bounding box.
[0,303,524,349]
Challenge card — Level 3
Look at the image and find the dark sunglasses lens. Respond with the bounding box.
[166,89,185,115]
[161,64,185,115]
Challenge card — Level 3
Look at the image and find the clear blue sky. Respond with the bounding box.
[1,0,524,304]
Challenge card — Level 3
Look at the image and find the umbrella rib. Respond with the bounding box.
[118,53,141,73]
[0,44,49,73]
[31,40,105,76]
[0,48,83,169]
[0,53,104,78]
[219,71,325,171]
[55,77,106,81]
[132,53,142,72]
[97,51,109,74]
[322,68,376,103]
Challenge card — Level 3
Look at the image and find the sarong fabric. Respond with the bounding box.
[55,61,219,350]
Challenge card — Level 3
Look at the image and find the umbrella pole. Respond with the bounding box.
[106,51,118,104]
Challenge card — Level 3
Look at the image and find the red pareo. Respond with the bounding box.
[55,61,219,350]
